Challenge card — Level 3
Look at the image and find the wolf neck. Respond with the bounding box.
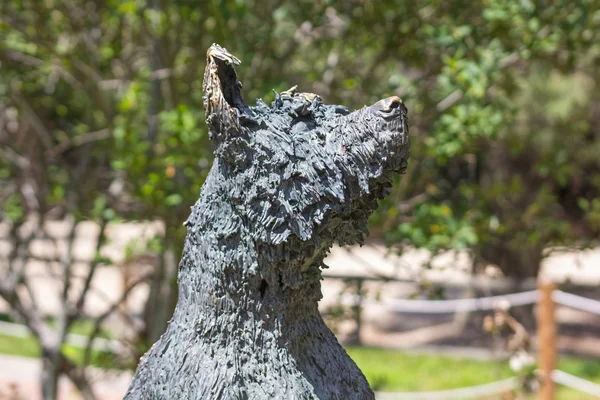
[175,233,327,315]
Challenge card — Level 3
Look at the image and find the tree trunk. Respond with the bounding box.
[142,244,178,346]
[63,359,98,400]
[40,348,61,400]
[481,243,543,279]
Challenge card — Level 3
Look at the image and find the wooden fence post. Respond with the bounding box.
[538,282,557,400]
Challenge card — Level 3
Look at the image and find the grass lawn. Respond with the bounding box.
[346,346,600,399]
[1,331,599,399]
[0,313,112,338]
[0,333,40,358]
[346,346,514,391]
[0,332,126,370]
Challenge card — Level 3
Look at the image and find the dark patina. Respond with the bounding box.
[125,44,409,400]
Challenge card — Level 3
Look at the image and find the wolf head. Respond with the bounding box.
[195,43,409,254]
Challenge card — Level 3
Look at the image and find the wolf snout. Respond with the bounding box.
[371,96,405,117]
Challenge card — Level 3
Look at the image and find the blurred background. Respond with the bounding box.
[1,0,600,399]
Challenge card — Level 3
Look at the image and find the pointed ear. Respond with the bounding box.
[203,44,254,167]
[202,44,244,141]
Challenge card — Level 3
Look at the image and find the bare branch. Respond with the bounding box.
[436,89,464,112]
[0,182,17,206]
[83,272,152,366]
[2,49,44,66]
[98,79,126,90]
[74,219,109,315]
[396,192,428,214]
[499,52,520,69]
[56,216,78,346]
[6,220,38,291]
[84,285,144,329]
[0,282,54,346]
[20,180,40,212]
[0,147,31,169]
[46,128,111,158]
[21,274,42,317]
[10,88,53,149]
[15,254,92,266]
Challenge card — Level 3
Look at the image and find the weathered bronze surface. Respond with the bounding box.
[125,44,409,400]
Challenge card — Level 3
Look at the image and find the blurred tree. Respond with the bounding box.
[311,0,600,280]
[1,0,600,398]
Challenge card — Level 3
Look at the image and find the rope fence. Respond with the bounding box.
[374,377,520,399]
[339,282,600,399]
[553,290,600,315]
[361,290,539,313]
[552,370,600,397]
[345,288,600,315]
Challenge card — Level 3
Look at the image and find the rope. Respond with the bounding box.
[553,370,600,396]
[359,290,539,314]
[553,291,600,315]
[352,289,600,315]
[374,377,520,399]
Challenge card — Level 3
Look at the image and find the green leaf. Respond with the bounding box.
[165,194,183,206]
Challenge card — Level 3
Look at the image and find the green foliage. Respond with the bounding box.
[2,193,24,223]
[388,203,477,252]
[1,0,599,279]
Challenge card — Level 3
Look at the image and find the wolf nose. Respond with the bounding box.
[373,96,403,113]
[381,96,403,111]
